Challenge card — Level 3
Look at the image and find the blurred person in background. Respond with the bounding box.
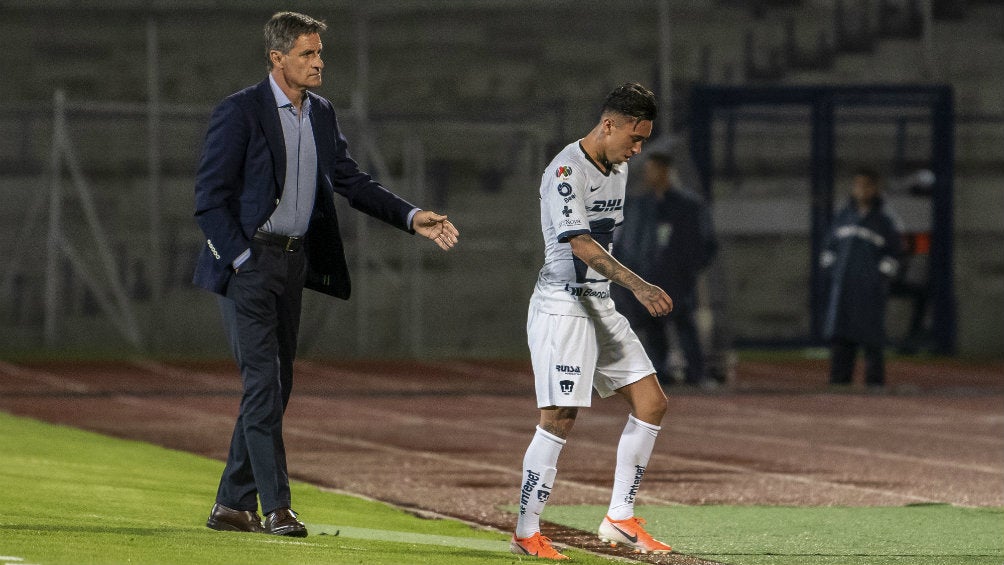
[192,11,458,538]
[820,167,903,390]
[613,151,718,388]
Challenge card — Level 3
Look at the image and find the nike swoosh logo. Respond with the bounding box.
[589,186,602,192]
[611,524,638,543]
[513,544,541,557]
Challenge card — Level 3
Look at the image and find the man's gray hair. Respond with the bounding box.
[264,12,327,69]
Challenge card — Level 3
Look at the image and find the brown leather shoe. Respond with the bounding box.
[206,503,264,533]
[265,507,308,537]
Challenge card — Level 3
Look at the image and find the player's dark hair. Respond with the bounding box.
[264,12,328,69]
[601,82,657,122]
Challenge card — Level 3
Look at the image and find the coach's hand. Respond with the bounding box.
[413,210,459,250]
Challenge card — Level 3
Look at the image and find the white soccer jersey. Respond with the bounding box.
[531,140,628,317]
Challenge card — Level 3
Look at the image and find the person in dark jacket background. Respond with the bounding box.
[615,151,717,387]
[820,167,904,389]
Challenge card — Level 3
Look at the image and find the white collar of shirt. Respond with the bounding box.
[268,74,310,113]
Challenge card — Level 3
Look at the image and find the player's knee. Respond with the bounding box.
[540,407,578,438]
[652,395,669,420]
[637,394,668,424]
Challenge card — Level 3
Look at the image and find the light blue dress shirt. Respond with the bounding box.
[234,76,421,269]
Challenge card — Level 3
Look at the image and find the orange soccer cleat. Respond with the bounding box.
[597,515,672,554]
[510,532,570,560]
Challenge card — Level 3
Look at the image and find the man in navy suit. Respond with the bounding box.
[193,11,458,537]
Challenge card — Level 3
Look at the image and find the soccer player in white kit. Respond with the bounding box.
[510,83,675,560]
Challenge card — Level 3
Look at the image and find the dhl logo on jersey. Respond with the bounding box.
[588,198,623,212]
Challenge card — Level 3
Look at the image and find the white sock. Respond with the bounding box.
[606,414,661,521]
[515,426,565,538]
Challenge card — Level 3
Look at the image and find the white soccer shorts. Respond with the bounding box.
[527,305,656,408]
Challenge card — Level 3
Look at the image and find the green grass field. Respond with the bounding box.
[542,505,1004,565]
[2,410,1002,565]
[0,412,613,565]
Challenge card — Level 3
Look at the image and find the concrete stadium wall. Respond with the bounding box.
[0,1,1001,358]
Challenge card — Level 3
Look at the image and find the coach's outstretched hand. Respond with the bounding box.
[413,211,459,251]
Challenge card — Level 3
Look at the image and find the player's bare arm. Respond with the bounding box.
[567,234,673,317]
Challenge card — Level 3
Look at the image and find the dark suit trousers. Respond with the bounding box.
[216,240,306,515]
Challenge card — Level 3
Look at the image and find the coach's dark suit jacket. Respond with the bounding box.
[193,79,415,299]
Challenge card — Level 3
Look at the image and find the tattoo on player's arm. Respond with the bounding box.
[577,236,646,292]
[598,260,646,293]
[587,254,623,282]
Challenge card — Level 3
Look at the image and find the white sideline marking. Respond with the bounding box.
[307,524,510,553]
[252,539,319,547]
